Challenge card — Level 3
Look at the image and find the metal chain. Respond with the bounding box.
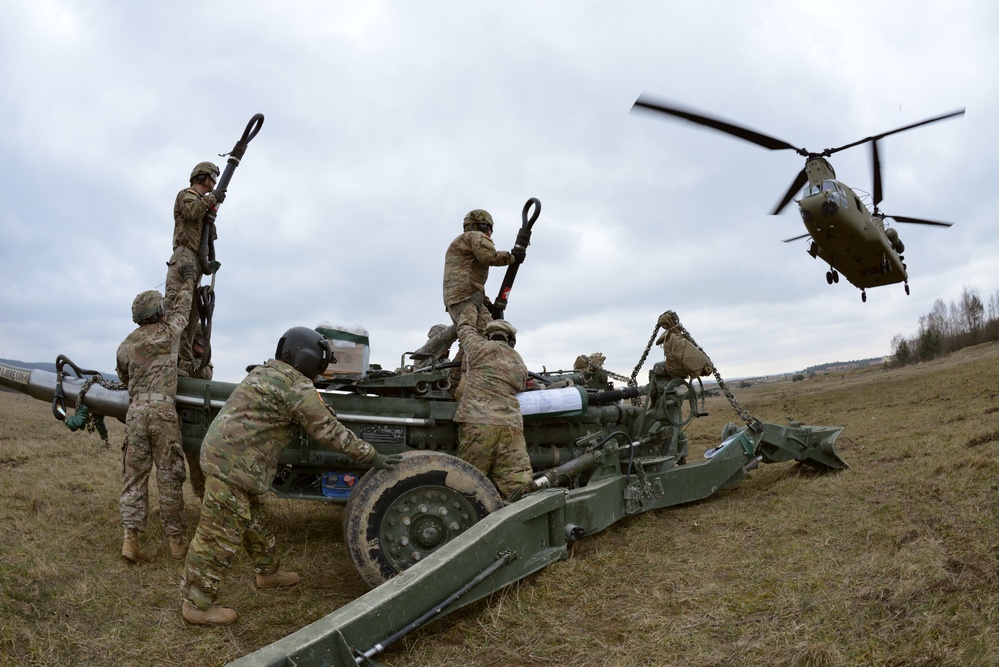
[71,374,128,448]
[662,311,762,431]
[552,311,763,428]
[625,325,661,406]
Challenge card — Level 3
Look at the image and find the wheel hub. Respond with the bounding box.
[380,486,480,570]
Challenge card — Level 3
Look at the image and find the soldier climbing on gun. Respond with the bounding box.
[442,209,523,393]
[165,162,223,377]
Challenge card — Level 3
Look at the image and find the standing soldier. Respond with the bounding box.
[116,269,195,563]
[443,209,523,387]
[180,327,402,626]
[165,161,223,377]
[453,318,531,499]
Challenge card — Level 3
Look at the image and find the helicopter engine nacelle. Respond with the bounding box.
[884,228,905,253]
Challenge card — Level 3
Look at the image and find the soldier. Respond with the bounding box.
[453,318,531,499]
[116,273,195,563]
[165,161,223,377]
[443,209,522,390]
[443,209,522,334]
[179,327,402,626]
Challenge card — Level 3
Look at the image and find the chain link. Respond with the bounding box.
[71,374,128,448]
[659,311,762,431]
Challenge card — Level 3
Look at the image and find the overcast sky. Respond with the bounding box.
[1,1,995,385]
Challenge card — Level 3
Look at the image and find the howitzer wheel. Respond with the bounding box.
[343,451,503,588]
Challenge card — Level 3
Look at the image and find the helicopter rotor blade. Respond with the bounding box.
[782,233,811,243]
[632,95,806,154]
[871,140,883,209]
[885,214,954,228]
[771,168,808,215]
[823,109,966,156]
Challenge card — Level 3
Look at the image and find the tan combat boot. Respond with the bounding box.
[181,600,237,626]
[169,535,190,560]
[121,528,141,562]
[255,570,301,589]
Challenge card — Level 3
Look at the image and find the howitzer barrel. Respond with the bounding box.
[0,363,129,421]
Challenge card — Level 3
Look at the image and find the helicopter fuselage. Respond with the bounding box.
[797,175,906,290]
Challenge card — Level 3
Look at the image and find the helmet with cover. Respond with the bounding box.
[275,327,333,380]
[190,161,221,185]
[131,290,165,324]
[484,319,517,347]
[462,209,494,233]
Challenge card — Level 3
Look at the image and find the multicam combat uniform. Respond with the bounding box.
[453,323,531,499]
[115,287,193,538]
[181,359,376,611]
[443,229,513,333]
[165,186,217,376]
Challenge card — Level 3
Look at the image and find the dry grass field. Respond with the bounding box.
[1,342,997,666]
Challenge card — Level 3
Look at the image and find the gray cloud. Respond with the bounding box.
[1,1,995,384]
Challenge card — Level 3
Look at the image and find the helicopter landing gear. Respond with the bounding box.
[825,268,839,285]
[861,289,867,303]
[904,282,910,295]
[826,271,832,285]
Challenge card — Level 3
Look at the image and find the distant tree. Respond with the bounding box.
[958,285,984,344]
[921,298,953,355]
[988,289,999,322]
[987,289,999,341]
[918,328,942,361]
[891,334,911,367]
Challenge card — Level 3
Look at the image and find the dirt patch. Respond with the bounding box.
[0,455,30,469]
[965,431,999,448]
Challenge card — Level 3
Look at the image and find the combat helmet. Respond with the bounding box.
[463,209,494,233]
[131,290,164,324]
[190,161,221,184]
[484,319,517,347]
[275,327,334,380]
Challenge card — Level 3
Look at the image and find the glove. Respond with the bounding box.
[212,189,227,205]
[208,260,222,274]
[370,452,403,471]
[511,246,526,263]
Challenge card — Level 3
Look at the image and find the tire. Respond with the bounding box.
[343,451,504,588]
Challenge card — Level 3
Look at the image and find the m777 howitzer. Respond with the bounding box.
[0,319,846,667]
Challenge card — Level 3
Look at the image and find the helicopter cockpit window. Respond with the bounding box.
[804,180,842,198]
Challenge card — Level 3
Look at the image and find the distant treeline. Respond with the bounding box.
[889,285,999,367]
[805,358,881,374]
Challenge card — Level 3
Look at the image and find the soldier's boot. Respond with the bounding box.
[181,600,237,626]
[255,570,301,589]
[121,528,141,562]
[169,535,190,560]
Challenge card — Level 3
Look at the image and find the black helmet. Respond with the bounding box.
[275,327,333,380]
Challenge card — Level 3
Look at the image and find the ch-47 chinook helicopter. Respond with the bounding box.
[632,95,964,302]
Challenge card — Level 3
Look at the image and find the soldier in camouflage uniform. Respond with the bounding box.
[179,327,402,626]
[165,161,223,377]
[454,319,531,499]
[443,209,522,390]
[443,209,521,332]
[115,272,196,563]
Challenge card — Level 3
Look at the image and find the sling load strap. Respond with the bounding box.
[196,283,216,372]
